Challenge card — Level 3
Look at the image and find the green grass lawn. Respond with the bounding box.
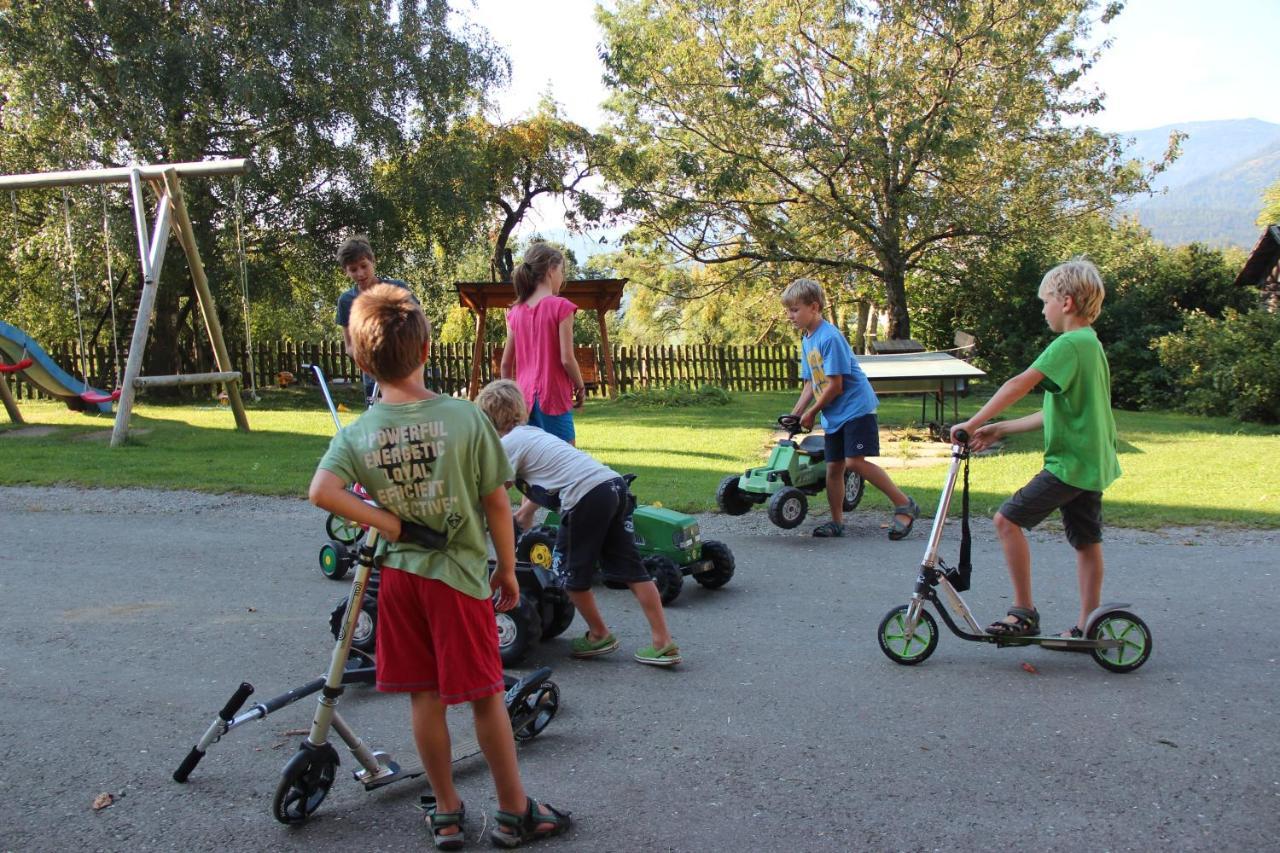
[2,385,1277,528]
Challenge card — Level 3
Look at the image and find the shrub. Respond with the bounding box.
[1154,309,1280,424]
[614,383,731,408]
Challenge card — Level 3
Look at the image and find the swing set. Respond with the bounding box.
[0,159,254,446]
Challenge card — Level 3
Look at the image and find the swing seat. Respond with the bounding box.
[0,358,34,374]
[80,389,121,404]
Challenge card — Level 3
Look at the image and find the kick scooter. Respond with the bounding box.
[876,428,1152,673]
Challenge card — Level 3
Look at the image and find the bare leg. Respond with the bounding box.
[848,457,911,524]
[1074,542,1105,631]
[410,691,462,837]
[992,511,1034,625]
[824,460,844,525]
[627,579,673,648]
[565,588,610,640]
[471,691,558,833]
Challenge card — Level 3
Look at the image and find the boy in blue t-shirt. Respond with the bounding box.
[783,278,920,539]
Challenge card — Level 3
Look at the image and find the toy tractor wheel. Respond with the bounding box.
[318,542,353,580]
[516,527,557,570]
[495,594,540,666]
[716,475,753,516]
[325,513,363,546]
[329,594,378,655]
[541,587,577,639]
[842,470,866,512]
[767,487,808,529]
[695,540,735,589]
[644,555,684,605]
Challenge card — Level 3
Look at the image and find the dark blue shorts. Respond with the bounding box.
[529,398,575,443]
[824,412,880,460]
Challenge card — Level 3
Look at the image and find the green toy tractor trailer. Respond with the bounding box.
[717,415,864,529]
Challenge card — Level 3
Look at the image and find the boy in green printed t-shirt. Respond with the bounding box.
[952,259,1121,640]
[309,284,570,849]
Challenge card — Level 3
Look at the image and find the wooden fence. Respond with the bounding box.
[5,339,808,401]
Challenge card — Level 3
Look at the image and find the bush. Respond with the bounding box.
[1154,309,1280,423]
[614,383,731,408]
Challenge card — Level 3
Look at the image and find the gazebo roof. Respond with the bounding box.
[455,279,628,313]
[1234,225,1280,288]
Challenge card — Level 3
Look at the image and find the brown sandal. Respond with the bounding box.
[986,606,1040,637]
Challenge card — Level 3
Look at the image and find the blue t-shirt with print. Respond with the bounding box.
[800,320,877,430]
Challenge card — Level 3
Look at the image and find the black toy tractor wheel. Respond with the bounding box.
[318,541,353,580]
[842,470,866,512]
[495,594,540,666]
[541,586,577,639]
[695,540,735,589]
[330,594,378,655]
[767,487,808,529]
[716,475,753,516]
[644,555,684,605]
[516,527,557,570]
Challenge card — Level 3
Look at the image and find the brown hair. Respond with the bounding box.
[348,284,431,382]
[511,242,564,303]
[476,379,528,434]
[1040,259,1106,324]
[336,236,375,268]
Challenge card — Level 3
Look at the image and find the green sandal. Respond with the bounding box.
[422,796,466,851]
[986,606,1040,637]
[635,641,682,667]
[569,631,619,658]
[888,496,921,540]
[490,797,571,848]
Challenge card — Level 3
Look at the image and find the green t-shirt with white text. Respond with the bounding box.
[1030,327,1121,492]
[318,396,513,600]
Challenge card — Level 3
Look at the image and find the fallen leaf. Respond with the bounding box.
[247,606,257,612]
[283,728,309,736]
[92,792,113,811]
[1021,662,1038,674]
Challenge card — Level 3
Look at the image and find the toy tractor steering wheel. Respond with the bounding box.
[777,414,809,436]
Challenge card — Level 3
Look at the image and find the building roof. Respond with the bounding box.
[1234,225,1280,288]
[455,279,628,313]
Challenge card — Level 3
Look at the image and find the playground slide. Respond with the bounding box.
[0,320,116,413]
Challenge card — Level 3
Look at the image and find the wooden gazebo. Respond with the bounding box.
[1235,225,1280,311]
[456,278,627,400]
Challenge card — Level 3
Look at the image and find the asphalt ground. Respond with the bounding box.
[1,486,1277,852]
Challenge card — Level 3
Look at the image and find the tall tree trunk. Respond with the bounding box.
[882,264,911,340]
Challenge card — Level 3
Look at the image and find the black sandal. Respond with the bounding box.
[986,606,1040,637]
[491,797,571,848]
[1057,625,1084,639]
[422,796,466,851]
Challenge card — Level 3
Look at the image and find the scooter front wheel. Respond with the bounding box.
[272,742,339,824]
[878,605,939,666]
[1088,610,1152,673]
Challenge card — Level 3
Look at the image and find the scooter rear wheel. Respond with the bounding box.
[1088,610,1152,673]
[325,513,363,546]
[877,605,939,665]
[272,743,338,824]
[512,681,561,742]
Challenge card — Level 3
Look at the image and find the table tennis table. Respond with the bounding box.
[857,351,986,426]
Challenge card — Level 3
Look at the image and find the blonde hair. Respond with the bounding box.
[512,242,564,303]
[476,379,528,434]
[1040,259,1105,323]
[781,278,825,309]
[348,284,431,382]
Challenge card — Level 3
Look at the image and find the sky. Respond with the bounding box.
[452,0,1280,245]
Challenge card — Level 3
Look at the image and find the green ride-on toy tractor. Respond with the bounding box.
[515,475,735,606]
[717,415,865,530]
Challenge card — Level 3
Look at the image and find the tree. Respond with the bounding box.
[599,0,1168,339]
[381,99,609,285]
[1258,177,1280,227]
[0,0,502,377]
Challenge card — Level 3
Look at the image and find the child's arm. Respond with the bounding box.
[482,485,520,612]
[952,367,1044,450]
[791,380,816,419]
[308,469,404,541]
[558,315,586,408]
[796,374,844,431]
[500,333,516,380]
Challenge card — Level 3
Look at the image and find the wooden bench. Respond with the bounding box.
[490,347,600,390]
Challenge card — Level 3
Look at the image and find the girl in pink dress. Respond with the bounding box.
[500,243,586,445]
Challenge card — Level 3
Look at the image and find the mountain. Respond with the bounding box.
[1117,118,1280,247]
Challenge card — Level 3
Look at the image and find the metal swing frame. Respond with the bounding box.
[0,159,252,446]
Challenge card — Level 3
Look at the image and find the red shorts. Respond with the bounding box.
[375,568,505,705]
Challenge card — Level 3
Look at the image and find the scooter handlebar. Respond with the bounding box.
[952,427,971,444]
[400,520,448,550]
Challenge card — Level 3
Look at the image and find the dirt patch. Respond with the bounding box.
[0,425,62,439]
[72,427,152,442]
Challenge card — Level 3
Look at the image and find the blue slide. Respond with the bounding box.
[0,320,117,413]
